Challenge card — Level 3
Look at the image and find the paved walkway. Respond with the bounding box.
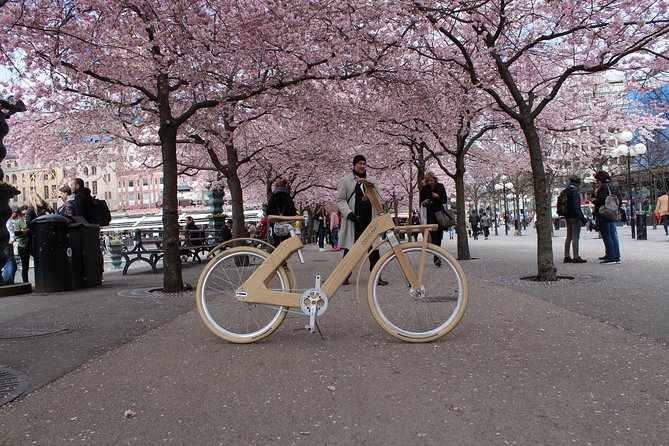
[1,228,667,445]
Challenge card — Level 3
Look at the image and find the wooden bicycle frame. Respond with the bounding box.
[235,180,436,308]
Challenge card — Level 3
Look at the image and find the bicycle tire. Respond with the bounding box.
[196,247,289,343]
[367,242,468,342]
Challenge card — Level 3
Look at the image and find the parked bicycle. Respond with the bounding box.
[196,179,468,343]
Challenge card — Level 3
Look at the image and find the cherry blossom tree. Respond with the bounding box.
[3,0,402,291]
[410,0,669,280]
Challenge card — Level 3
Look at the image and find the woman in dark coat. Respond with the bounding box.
[419,171,448,266]
[593,171,622,264]
[266,179,297,247]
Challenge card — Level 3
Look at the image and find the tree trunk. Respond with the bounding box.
[454,170,471,260]
[520,119,557,281]
[159,123,184,292]
[225,139,246,242]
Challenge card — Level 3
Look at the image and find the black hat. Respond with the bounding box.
[352,154,366,165]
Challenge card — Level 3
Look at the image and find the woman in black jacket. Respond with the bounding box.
[266,179,297,247]
[419,172,448,266]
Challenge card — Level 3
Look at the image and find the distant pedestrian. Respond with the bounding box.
[594,171,622,264]
[70,177,92,221]
[314,205,328,252]
[468,210,480,240]
[419,171,448,266]
[56,185,75,217]
[479,212,491,240]
[266,179,297,247]
[410,209,421,241]
[329,209,341,251]
[656,190,668,235]
[13,206,30,283]
[562,175,588,263]
[220,219,233,243]
[2,207,18,284]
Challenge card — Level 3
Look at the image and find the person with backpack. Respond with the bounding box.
[479,212,491,240]
[562,175,588,264]
[594,171,622,264]
[71,177,93,222]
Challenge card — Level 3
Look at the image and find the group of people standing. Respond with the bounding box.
[562,171,626,265]
[2,177,93,285]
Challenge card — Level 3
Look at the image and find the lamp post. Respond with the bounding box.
[494,177,512,235]
[613,130,647,239]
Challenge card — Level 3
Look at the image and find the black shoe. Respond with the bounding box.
[377,278,388,286]
[564,257,573,263]
[600,259,616,264]
[434,256,442,267]
[598,255,608,261]
[573,257,587,263]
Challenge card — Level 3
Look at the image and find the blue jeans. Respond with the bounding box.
[598,216,620,261]
[662,214,669,234]
[330,227,339,247]
[2,244,17,284]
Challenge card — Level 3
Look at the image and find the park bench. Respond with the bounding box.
[120,229,216,275]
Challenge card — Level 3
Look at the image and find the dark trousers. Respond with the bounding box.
[18,246,30,283]
[343,220,380,271]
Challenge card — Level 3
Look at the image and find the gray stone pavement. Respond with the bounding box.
[0,227,667,445]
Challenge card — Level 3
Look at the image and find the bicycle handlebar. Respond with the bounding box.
[266,215,306,223]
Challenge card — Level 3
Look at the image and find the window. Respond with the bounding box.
[11,174,17,183]
[128,180,134,187]
[44,185,49,198]
[83,167,89,176]
[142,179,148,186]
[92,180,98,196]
[91,166,97,175]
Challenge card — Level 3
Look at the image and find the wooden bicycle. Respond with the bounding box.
[196,179,468,343]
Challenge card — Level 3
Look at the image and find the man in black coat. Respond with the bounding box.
[563,176,588,263]
[71,177,93,222]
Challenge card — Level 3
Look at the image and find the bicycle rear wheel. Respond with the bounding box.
[196,247,289,343]
[368,242,468,342]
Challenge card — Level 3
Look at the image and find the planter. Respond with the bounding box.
[109,245,123,269]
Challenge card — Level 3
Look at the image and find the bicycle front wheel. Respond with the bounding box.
[196,247,289,343]
[368,242,468,342]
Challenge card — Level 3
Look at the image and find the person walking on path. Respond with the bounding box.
[656,190,669,235]
[329,209,341,251]
[314,206,328,252]
[479,212,491,240]
[563,175,588,263]
[419,172,448,266]
[410,209,421,241]
[336,154,387,285]
[266,179,297,247]
[469,210,480,240]
[594,171,622,264]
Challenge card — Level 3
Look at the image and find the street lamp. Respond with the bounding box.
[613,131,647,239]
[494,177,513,235]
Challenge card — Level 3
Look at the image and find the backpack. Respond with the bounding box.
[89,197,112,226]
[556,189,569,216]
[598,185,619,221]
